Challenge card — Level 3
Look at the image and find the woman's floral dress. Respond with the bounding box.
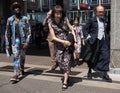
[50,18,74,73]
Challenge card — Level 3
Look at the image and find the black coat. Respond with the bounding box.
[82,17,109,66]
[83,17,109,45]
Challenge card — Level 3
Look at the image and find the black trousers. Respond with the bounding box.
[94,38,110,71]
[83,38,110,72]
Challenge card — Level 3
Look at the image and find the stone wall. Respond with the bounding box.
[110,0,120,68]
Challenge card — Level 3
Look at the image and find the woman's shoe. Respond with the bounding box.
[62,83,68,90]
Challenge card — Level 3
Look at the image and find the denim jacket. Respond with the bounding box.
[5,15,31,46]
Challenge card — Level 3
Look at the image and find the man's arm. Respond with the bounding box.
[23,17,31,49]
[25,17,31,43]
[83,19,92,39]
[5,19,11,47]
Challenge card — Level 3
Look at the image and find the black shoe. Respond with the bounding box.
[87,73,92,80]
[77,58,84,65]
[103,73,112,83]
[62,83,68,90]
[74,59,79,67]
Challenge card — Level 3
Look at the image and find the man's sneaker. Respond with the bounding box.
[10,75,19,82]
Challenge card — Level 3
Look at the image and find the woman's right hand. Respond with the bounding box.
[64,40,71,46]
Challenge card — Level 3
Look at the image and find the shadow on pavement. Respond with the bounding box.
[26,67,47,76]
[9,67,47,84]
[60,76,82,88]
[45,69,83,87]
[26,43,50,56]
[8,67,120,85]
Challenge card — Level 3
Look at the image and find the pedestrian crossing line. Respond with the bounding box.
[0,62,120,90]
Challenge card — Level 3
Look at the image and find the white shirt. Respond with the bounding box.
[97,17,105,40]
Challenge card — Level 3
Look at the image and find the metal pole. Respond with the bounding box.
[49,0,50,9]
[77,0,80,24]
[23,0,27,15]
[99,0,101,5]
[40,0,43,12]
[77,0,80,10]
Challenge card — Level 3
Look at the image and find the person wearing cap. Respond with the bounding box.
[5,2,31,82]
[73,17,85,66]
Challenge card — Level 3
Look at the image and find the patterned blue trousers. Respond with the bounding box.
[12,38,26,76]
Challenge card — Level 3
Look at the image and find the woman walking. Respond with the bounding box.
[48,5,77,90]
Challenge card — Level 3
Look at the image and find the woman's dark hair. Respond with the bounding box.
[51,5,66,19]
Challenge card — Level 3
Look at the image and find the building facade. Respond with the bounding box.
[0,0,111,24]
[27,0,63,23]
[26,0,111,24]
[65,0,111,24]
[111,0,120,68]
[0,0,12,20]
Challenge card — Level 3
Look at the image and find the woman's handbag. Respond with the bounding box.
[67,33,75,54]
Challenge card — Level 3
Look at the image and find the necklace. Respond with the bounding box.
[14,16,19,24]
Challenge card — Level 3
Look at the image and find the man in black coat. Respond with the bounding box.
[83,5,112,82]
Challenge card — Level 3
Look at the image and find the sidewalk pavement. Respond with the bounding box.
[0,42,120,91]
[0,61,120,90]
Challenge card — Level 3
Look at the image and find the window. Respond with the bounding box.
[70,0,78,9]
[42,0,49,6]
[72,0,77,4]
[102,0,110,4]
[30,0,35,3]
[91,0,98,5]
